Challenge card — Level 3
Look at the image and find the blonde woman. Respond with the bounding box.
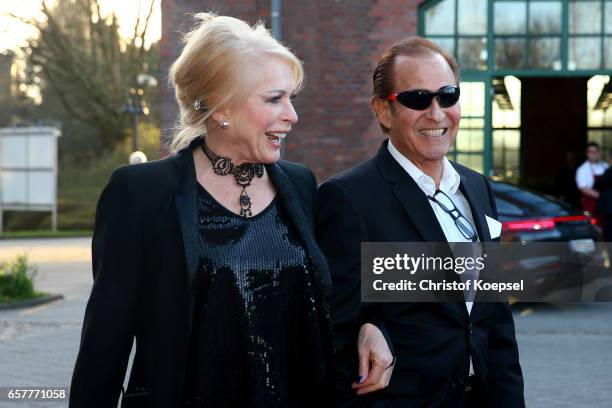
[70,14,334,408]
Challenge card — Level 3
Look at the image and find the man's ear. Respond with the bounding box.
[371,98,393,130]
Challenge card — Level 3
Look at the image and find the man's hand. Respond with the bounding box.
[351,323,395,395]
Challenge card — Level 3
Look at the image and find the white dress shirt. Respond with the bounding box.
[388,140,479,374]
[575,160,608,189]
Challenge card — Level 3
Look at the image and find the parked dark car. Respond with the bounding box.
[489,180,610,301]
[491,180,601,242]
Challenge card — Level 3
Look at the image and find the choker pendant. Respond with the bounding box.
[234,162,264,217]
[200,138,264,217]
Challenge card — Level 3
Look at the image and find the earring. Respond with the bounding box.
[220,120,229,129]
[192,99,207,112]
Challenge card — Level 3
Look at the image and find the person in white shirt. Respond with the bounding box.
[575,142,608,214]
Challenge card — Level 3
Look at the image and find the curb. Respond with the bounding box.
[0,294,64,310]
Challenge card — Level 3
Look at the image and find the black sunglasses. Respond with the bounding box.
[388,85,460,110]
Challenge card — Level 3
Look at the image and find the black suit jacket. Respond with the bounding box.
[70,139,334,407]
[315,140,524,407]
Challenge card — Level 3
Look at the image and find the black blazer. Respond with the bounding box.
[315,140,524,408]
[69,139,334,407]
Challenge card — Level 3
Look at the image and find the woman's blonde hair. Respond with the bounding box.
[168,13,304,152]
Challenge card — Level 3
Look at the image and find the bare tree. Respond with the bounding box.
[14,0,157,149]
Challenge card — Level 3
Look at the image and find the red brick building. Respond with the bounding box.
[161,1,612,188]
[160,0,423,182]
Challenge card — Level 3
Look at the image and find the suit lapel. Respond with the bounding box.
[456,170,492,243]
[266,163,332,290]
[174,141,200,292]
[172,140,203,332]
[454,167,494,318]
[374,142,448,243]
[393,179,448,243]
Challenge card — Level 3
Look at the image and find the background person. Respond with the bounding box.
[70,13,334,407]
[316,37,524,407]
[576,142,608,215]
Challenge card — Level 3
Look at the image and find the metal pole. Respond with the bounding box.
[52,130,58,232]
[132,111,139,152]
[130,71,142,153]
[271,0,281,40]
[0,132,3,235]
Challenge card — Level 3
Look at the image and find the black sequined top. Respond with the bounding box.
[190,184,326,408]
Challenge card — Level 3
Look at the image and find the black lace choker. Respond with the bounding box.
[200,138,264,217]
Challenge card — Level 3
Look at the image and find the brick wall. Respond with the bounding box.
[160,0,423,181]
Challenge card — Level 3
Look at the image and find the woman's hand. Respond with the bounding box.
[351,323,395,395]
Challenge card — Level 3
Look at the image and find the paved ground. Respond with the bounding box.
[514,302,612,407]
[0,237,611,407]
[0,238,92,407]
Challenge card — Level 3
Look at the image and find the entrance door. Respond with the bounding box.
[521,77,588,193]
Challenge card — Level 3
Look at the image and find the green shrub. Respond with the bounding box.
[0,255,40,302]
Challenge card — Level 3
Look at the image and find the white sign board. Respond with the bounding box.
[0,126,61,232]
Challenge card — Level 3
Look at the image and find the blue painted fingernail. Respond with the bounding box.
[355,375,363,384]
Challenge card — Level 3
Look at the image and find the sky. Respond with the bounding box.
[0,0,161,53]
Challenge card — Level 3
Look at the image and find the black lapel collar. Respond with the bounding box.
[374,140,448,243]
[266,162,332,290]
[174,138,201,292]
[453,164,494,318]
[454,166,492,243]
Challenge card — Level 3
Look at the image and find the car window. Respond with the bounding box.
[490,182,521,194]
[509,191,568,214]
[495,197,525,217]
[490,181,575,216]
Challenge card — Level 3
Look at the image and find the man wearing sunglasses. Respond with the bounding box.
[316,37,524,407]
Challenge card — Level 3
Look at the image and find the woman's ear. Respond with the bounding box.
[210,109,225,124]
[208,93,232,124]
[371,98,393,131]
[210,103,230,124]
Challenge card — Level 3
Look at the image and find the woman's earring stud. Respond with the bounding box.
[192,99,207,112]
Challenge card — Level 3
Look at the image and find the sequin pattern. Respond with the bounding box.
[192,184,323,408]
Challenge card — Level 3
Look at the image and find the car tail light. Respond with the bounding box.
[502,215,592,232]
[502,219,556,232]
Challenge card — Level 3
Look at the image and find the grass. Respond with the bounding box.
[0,255,43,303]
[0,230,92,240]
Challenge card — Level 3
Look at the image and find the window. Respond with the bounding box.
[423,0,489,70]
